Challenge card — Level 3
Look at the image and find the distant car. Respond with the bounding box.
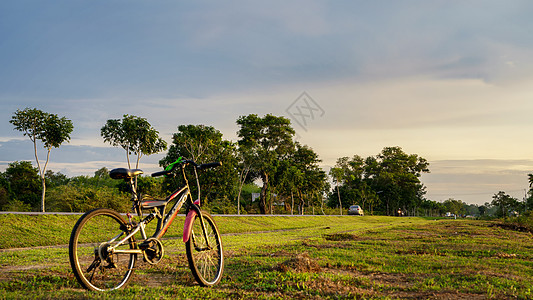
[348,205,364,216]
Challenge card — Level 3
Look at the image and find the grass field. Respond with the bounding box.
[0,214,531,299]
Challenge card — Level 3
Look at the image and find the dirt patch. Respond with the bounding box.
[490,223,532,234]
[322,233,359,241]
[275,252,321,273]
[300,240,339,250]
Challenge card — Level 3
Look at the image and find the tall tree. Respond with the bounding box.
[273,143,327,214]
[328,155,377,214]
[526,174,533,212]
[10,108,73,212]
[101,114,167,169]
[159,124,238,208]
[290,144,328,214]
[236,149,253,215]
[365,147,429,215]
[237,114,295,214]
[328,147,429,216]
[491,191,520,218]
[442,198,466,216]
[329,156,351,215]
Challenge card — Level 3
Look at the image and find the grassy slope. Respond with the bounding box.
[0,214,418,249]
[0,215,531,299]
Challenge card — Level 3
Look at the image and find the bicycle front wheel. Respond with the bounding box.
[69,208,137,291]
[185,211,224,286]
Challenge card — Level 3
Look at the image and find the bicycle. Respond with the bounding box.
[69,157,224,291]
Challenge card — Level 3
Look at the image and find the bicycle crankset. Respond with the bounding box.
[140,237,164,265]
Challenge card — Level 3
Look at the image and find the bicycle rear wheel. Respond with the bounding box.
[185,212,224,286]
[69,208,137,291]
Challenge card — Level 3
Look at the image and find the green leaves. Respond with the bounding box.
[101,114,167,156]
[329,147,430,215]
[159,124,239,207]
[101,114,167,168]
[10,108,73,149]
[237,114,298,214]
[237,114,295,156]
[10,108,74,212]
[491,191,520,218]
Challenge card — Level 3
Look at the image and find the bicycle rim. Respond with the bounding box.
[185,212,224,286]
[69,208,136,291]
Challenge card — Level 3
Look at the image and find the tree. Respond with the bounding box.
[293,144,328,214]
[236,149,253,215]
[328,147,429,216]
[329,166,344,215]
[491,191,520,218]
[465,204,480,216]
[328,155,368,213]
[0,174,9,210]
[442,198,466,216]
[159,124,239,211]
[45,170,70,188]
[273,143,328,215]
[10,108,73,212]
[526,174,533,212]
[236,114,295,214]
[101,115,167,169]
[365,147,429,215]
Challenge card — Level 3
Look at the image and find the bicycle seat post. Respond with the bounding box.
[129,176,144,218]
[129,177,138,199]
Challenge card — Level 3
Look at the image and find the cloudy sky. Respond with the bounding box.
[2,1,533,205]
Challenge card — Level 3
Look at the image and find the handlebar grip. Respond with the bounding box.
[198,162,222,170]
[151,170,171,177]
[182,160,198,168]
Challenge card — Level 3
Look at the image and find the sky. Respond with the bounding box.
[1,1,533,205]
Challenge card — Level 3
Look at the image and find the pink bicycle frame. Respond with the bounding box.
[183,199,200,242]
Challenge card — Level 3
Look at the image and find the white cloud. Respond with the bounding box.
[0,137,26,143]
[422,159,532,205]
[2,1,533,205]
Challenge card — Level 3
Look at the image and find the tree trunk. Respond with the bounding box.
[40,148,52,213]
[298,190,304,215]
[236,166,250,215]
[320,193,325,215]
[126,146,131,169]
[259,172,269,214]
[291,191,294,215]
[336,180,342,215]
[41,179,46,212]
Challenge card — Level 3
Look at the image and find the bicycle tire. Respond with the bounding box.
[185,211,224,286]
[69,208,137,291]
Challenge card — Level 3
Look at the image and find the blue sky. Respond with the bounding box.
[2,1,533,205]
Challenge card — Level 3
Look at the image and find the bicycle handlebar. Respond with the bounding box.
[151,170,171,177]
[151,158,222,177]
[198,161,222,170]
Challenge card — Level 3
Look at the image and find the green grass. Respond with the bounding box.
[0,214,531,299]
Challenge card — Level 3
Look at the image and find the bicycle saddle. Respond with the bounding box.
[109,168,144,179]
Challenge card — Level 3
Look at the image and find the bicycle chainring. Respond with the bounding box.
[141,237,164,265]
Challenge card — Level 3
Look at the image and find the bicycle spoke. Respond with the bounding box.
[69,209,136,291]
[186,212,223,286]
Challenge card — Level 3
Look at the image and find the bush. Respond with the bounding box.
[46,185,130,212]
[512,211,533,231]
[204,196,238,214]
[2,199,32,212]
